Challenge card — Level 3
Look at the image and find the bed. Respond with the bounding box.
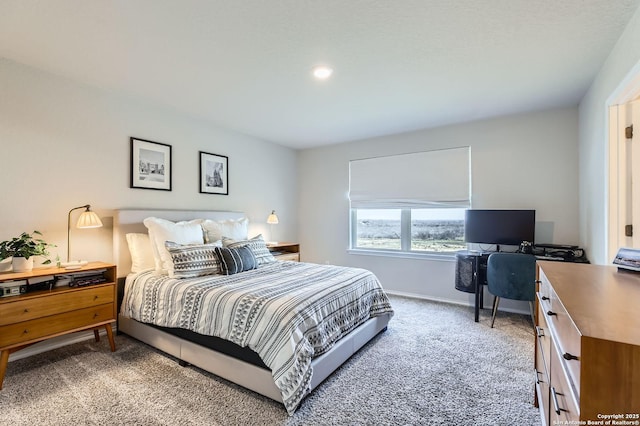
[114,209,393,414]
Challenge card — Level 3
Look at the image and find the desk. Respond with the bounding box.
[455,248,589,322]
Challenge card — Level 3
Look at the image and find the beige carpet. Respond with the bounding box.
[0,296,540,425]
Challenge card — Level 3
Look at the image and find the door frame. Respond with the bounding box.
[607,60,640,262]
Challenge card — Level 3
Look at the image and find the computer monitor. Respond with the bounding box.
[464,209,535,246]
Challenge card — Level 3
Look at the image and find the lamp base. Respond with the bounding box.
[60,260,88,270]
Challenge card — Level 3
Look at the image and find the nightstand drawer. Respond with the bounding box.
[276,253,300,262]
[0,285,114,326]
[0,303,114,348]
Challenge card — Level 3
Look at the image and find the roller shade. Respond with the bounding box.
[349,146,471,208]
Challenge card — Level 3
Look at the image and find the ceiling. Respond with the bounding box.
[1,1,639,149]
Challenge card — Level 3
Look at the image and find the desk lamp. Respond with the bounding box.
[64,204,103,268]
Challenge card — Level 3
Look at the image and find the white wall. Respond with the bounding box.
[298,107,579,308]
[579,7,640,265]
[0,58,298,266]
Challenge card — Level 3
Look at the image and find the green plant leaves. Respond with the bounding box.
[0,231,55,261]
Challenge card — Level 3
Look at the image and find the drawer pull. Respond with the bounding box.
[23,329,29,334]
[563,352,579,361]
[541,296,549,301]
[551,387,566,415]
[94,296,99,300]
[23,308,29,313]
[535,280,542,284]
[93,313,99,318]
[546,310,557,316]
[536,326,545,338]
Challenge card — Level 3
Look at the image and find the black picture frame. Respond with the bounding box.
[199,151,229,195]
[130,137,172,191]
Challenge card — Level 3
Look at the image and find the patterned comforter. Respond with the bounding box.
[120,261,394,414]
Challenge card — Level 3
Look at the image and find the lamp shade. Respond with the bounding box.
[76,210,103,228]
[267,210,279,225]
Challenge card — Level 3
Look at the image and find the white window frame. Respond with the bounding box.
[349,207,466,259]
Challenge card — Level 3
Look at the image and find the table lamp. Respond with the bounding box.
[267,210,279,244]
[64,204,103,268]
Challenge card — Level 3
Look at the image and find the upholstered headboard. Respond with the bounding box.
[113,209,245,279]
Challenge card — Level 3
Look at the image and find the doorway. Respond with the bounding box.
[608,76,640,261]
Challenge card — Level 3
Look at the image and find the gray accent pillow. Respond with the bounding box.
[164,241,222,278]
[214,246,257,275]
[223,234,276,266]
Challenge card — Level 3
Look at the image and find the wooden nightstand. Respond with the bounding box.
[0,261,117,390]
[267,242,300,262]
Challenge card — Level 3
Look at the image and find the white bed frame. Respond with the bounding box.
[114,209,391,404]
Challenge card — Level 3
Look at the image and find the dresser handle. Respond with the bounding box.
[541,296,549,301]
[536,326,545,338]
[535,369,544,384]
[563,352,579,361]
[551,387,566,415]
[23,308,29,313]
[546,310,557,316]
[94,296,99,300]
[23,329,29,334]
[93,313,99,318]
[535,280,542,284]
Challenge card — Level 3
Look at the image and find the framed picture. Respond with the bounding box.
[199,151,228,195]
[130,137,172,191]
[613,247,640,272]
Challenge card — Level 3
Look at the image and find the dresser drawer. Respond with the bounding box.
[535,297,551,425]
[549,340,580,423]
[546,287,581,392]
[538,272,581,392]
[0,285,114,326]
[536,295,551,376]
[0,303,114,348]
[537,272,553,305]
[535,377,550,426]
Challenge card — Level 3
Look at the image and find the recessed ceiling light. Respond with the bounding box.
[312,65,333,80]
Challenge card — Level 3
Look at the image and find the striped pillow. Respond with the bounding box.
[214,246,257,275]
[223,234,276,266]
[164,241,222,278]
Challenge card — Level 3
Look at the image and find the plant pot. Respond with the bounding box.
[0,258,11,272]
[12,256,34,272]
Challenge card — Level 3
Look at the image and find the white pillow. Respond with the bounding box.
[201,217,249,243]
[143,217,205,273]
[125,233,155,273]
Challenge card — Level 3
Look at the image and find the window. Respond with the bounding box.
[411,208,465,252]
[352,208,466,253]
[349,147,471,255]
[354,209,402,250]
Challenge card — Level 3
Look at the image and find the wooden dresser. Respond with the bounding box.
[0,262,117,389]
[535,261,640,424]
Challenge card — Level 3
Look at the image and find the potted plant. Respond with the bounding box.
[0,231,55,272]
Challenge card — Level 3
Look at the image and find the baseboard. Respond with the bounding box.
[385,289,471,307]
[385,290,530,315]
[8,324,117,362]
